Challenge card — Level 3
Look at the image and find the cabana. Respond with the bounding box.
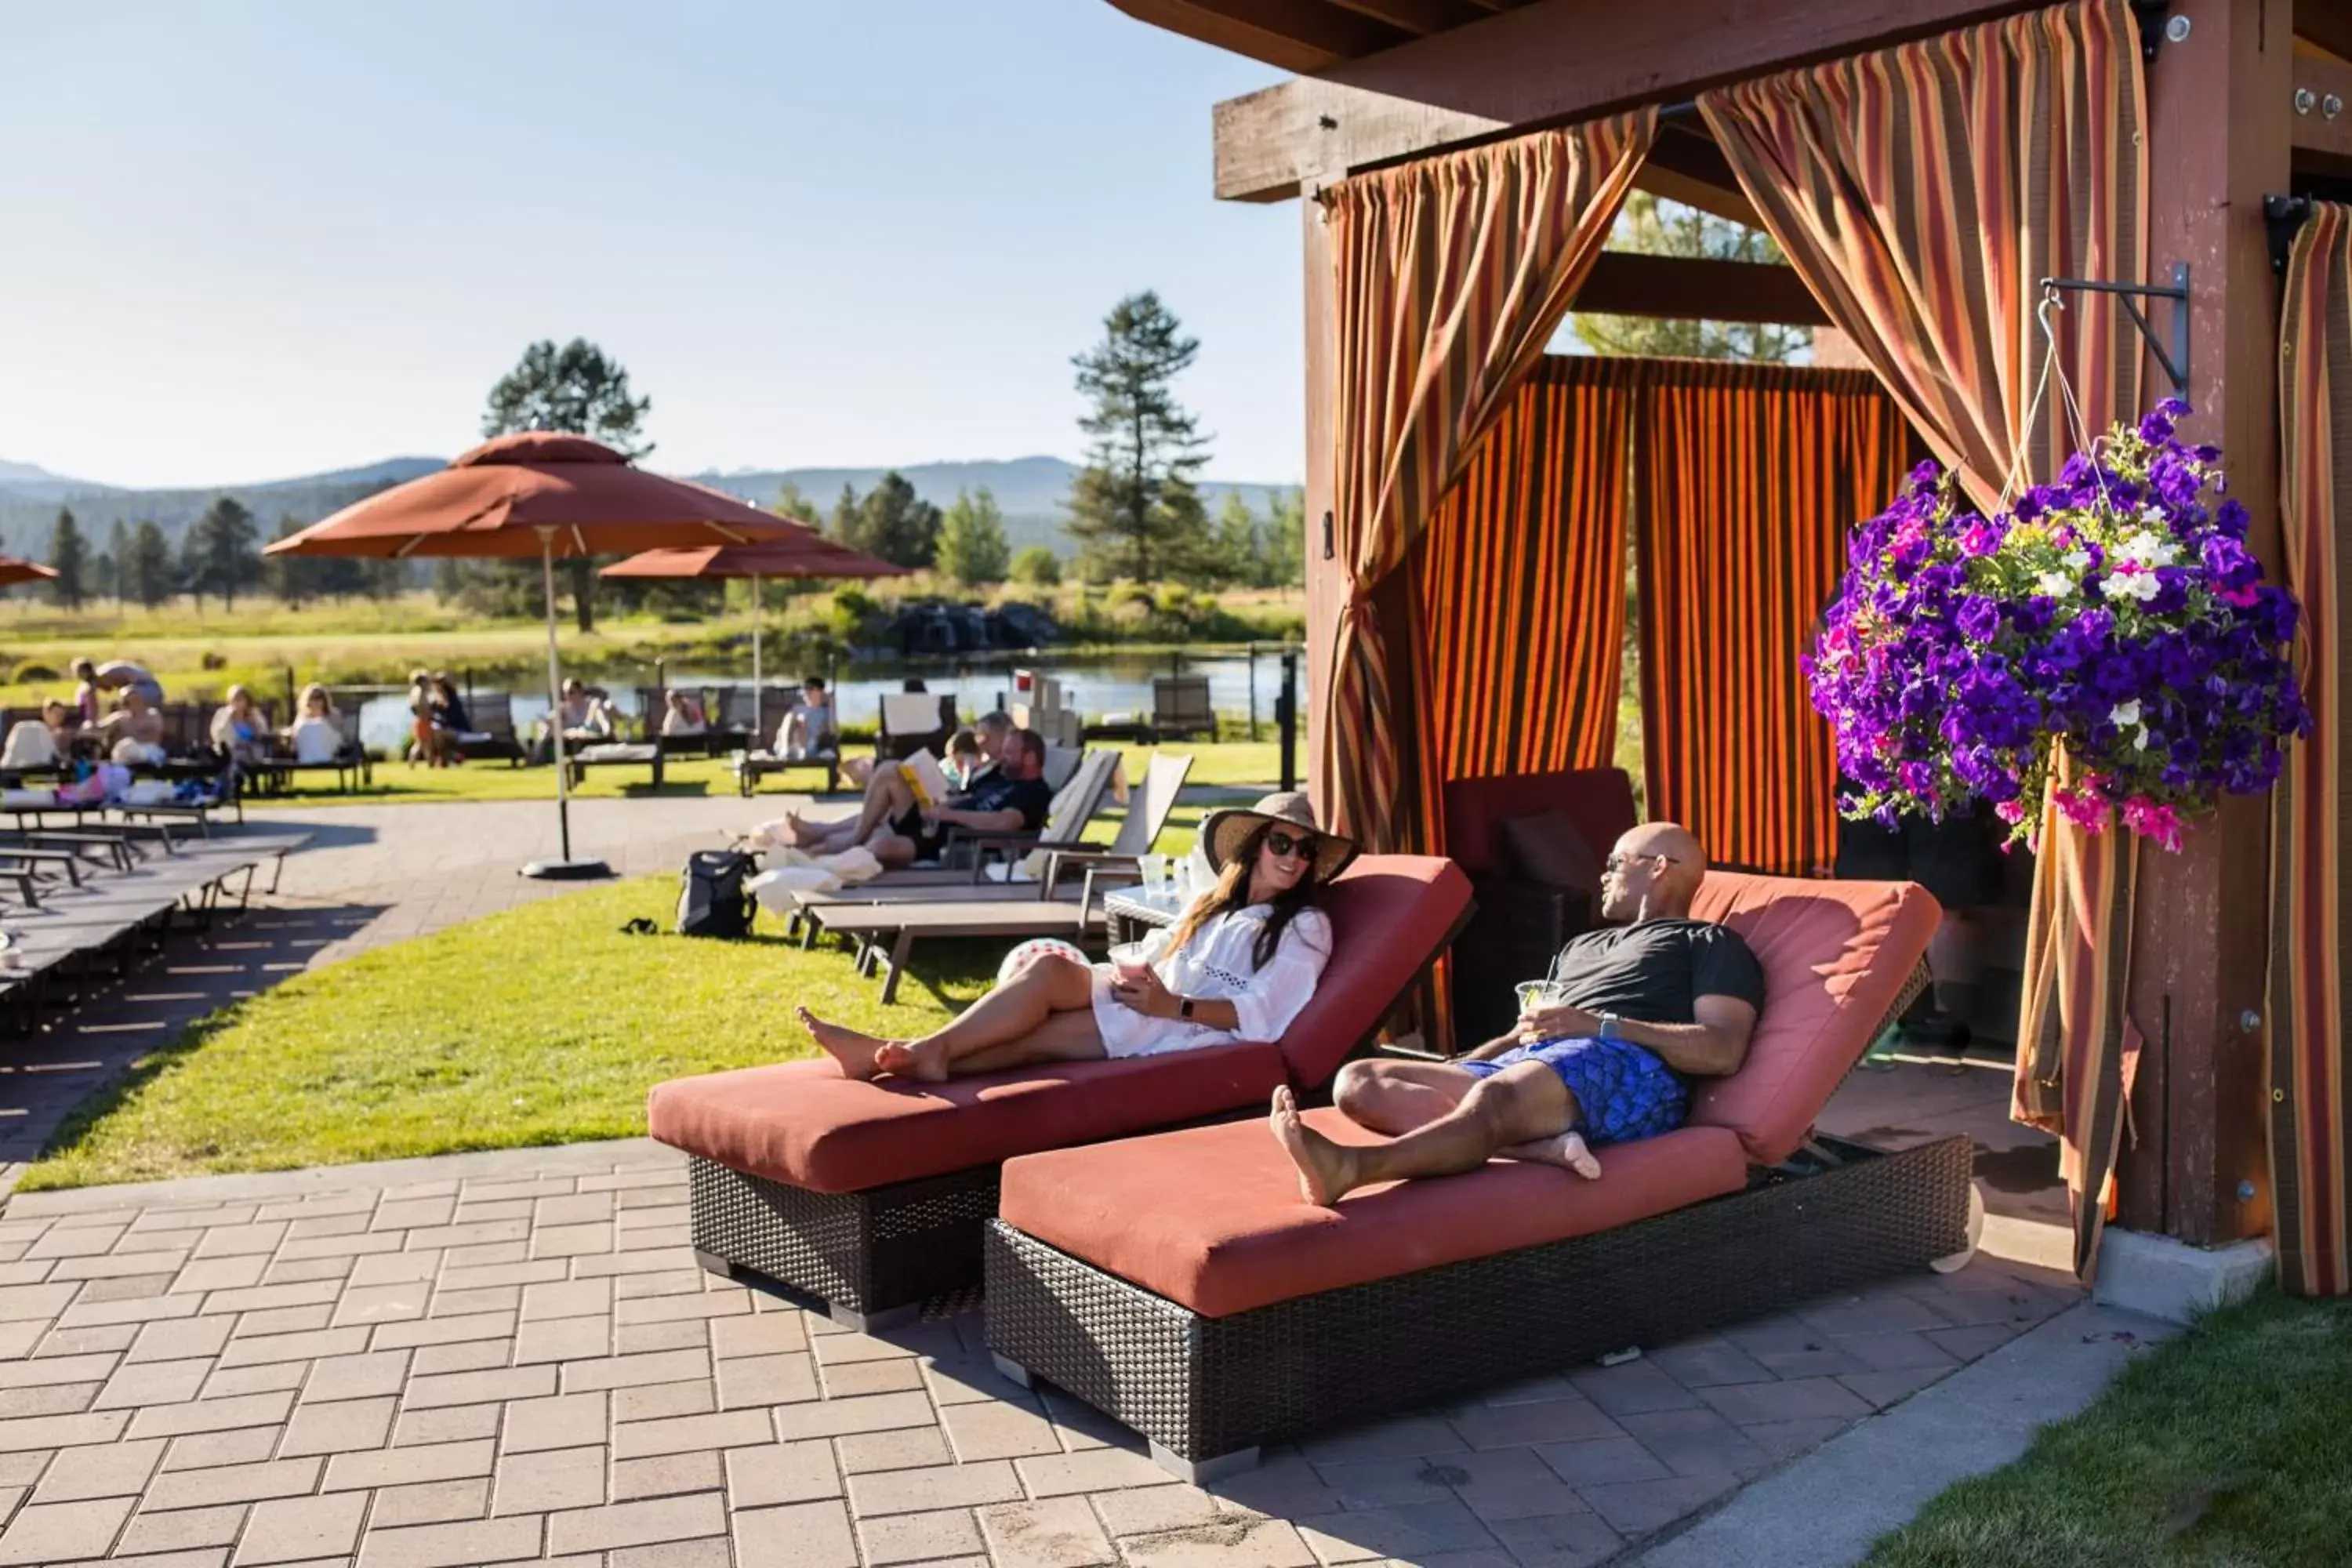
[1091,0,2351,1298]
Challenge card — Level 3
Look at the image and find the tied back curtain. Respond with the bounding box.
[1635,362,1913,877]
[2271,205,2352,1298]
[1700,0,2147,1280]
[1322,112,1655,851]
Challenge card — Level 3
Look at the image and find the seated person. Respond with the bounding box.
[103,690,169,766]
[942,728,985,791]
[532,679,600,760]
[777,676,837,760]
[798,793,1351,1081]
[1270,822,1763,1201]
[659,690,707,738]
[430,675,472,759]
[406,669,441,766]
[786,723,1047,869]
[0,699,69,771]
[209,685,269,766]
[287,684,343,764]
[779,713,1011,850]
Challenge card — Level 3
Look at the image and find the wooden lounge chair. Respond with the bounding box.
[1149,675,1215,741]
[735,686,843,795]
[564,742,665,789]
[647,855,1475,1329]
[877,691,957,761]
[449,694,524,765]
[978,872,1958,1481]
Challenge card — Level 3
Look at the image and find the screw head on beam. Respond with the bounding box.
[2165,14,2190,43]
[2296,87,2318,115]
[2329,95,2346,121]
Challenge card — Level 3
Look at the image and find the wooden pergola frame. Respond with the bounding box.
[1109,0,2352,1248]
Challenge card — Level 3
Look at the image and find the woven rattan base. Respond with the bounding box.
[984,1132,1974,1468]
[688,1156,1001,1327]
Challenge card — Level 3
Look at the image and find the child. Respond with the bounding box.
[778,677,836,760]
[405,669,438,766]
[942,728,985,790]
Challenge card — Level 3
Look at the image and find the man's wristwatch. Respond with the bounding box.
[1597,1013,1622,1041]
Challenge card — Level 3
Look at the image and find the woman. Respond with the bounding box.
[209,685,268,767]
[659,691,707,738]
[287,684,343,765]
[429,675,472,763]
[798,792,1354,1081]
[406,669,439,765]
[0,699,67,771]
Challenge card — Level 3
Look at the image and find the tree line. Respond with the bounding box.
[31,502,408,613]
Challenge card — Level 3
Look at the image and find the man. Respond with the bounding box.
[101,689,169,766]
[790,723,1051,869]
[74,657,164,712]
[1271,822,1765,1203]
[777,676,837,760]
[782,710,1012,852]
[532,679,599,763]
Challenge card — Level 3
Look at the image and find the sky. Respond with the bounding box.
[0,1,1297,490]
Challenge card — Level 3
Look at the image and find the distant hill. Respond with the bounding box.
[0,452,1297,560]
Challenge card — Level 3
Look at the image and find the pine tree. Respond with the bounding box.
[264,514,320,606]
[775,480,823,527]
[1065,292,1214,584]
[1211,492,1264,588]
[48,508,89,610]
[844,473,941,569]
[1262,488,1307,590]
[187,496,261,611]
[1008,546,1061,587]
[481,336,653,631]
[825,484,863,547]
[128,521,173,609]
[106,519,131,606]
[1569,194,1813,363]
[936,487,1011,587]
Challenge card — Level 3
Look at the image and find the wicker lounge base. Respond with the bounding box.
[982,1131,1975,1480]
[688,1156,1000,1330]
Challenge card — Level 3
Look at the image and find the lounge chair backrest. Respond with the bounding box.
[1152,675,1212,726]
[1440,768,1639,880]
[1684,871,1942,1166]
[1269,855,1474,1088]
[880,691,945,737]
[1040,749,1118,845]
[1041,745,1083,793]
[470,695,515,738]
[1108,753,1192,855]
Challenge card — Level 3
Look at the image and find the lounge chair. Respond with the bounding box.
[647,855,1476,1329]
[980,871,1961,1480]
[449,694,525,765]
[878,691,957,761]
[565,742,665,789]
[1150,675,1215,741]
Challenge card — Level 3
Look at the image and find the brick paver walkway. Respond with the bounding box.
[0,1138,2080,1568]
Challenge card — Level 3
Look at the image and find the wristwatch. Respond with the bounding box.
[1178,998,1196,1021]
[1597,1013,1622,1041]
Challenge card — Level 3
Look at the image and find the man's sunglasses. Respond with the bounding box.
[1604,851,1680,873]
[1265,829,1318,860]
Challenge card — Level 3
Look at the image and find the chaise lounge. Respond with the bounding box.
[646,854,1475,1329]
[979,869,1966,1479]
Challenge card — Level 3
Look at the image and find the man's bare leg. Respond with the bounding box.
[868,955,1096,1082]
[1332,1058,1602,1177]
[793,769,914,851]
[1271,1062,1579,1205]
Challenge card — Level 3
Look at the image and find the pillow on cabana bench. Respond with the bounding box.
[1500,808,1602,896]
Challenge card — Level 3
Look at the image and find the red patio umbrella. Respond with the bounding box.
[601,535,907,714]
[0,557,60,586]
[266,431,804,877]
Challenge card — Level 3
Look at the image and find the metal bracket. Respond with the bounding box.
[2266,194,2314,277]
[2039,263,2191,398]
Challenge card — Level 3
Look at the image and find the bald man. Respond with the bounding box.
[1272,822,1766,1204]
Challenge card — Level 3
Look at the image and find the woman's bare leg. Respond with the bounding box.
[946,1008,1107,1074]
[869,956,1096,1082]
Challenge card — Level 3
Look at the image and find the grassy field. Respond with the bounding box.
[1865,1289,2352,1567]
[22,877,1009,1190]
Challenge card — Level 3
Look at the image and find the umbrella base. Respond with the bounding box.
[520,858,613,881]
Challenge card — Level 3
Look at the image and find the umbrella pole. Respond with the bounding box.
[521,529,608,880]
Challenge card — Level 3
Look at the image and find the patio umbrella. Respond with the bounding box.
[600,534,907,731]
[266,431,803,878]
[0,557,60,586]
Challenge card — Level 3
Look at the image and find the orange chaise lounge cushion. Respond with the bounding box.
[996,1111,1751,1318]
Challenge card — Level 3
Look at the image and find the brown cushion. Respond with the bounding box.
[998,1111,1751,1317]
[648,1047,1284,1195]
[1274,857,1475,1086]
[1684,872,1942,1165]
[1500,808,1602,895]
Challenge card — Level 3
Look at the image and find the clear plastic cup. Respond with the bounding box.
[1139,855,1167,897]
[1109,941,1153,984]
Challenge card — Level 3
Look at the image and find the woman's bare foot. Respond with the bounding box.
[871,1038,951,1083]
[797,1007,888,1080]
[1504,1131,1602,1179]
[1269,1087,1356,1206]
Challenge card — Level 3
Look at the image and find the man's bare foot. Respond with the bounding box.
[797,1007,888,1080]
[1269,1086,1357,1206]
[1504,1132,1602,1179]
[871,1038,951,1083]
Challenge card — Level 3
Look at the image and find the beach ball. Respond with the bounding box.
[997,938,1089,984]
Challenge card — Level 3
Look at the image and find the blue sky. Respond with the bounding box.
[0,2,1294,489]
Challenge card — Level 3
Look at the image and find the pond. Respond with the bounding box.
[351,646,1301,754]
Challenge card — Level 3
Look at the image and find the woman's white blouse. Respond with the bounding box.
[1090,902,1333,1058]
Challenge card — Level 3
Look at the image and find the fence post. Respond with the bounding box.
[1247,642,1260,742]
[1278,645,1298,793]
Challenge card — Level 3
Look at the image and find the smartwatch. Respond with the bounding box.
[1597,1013,1622,1041]
[1179,998,1196,1021]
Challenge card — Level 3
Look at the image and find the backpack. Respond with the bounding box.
[677,850,757,938]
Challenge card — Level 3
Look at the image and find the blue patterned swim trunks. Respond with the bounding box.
[1457,1036,1688,1147]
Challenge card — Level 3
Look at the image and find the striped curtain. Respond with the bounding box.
[1407,355,1635,853]
[1702,0,2148,1279]
[2271,204,2352,1298]
[1634,362,1912,877]
[1321,112,1654,852]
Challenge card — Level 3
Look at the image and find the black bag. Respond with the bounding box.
[677,850,757,938]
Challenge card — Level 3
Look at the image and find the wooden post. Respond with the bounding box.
[1301,180,1343,818]
[2117,0,2292,1244]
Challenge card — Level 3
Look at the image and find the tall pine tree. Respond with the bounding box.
[481,337,653,630]
[187,496,261,611]
[1065,292,1214,584]
[128,521,173,608]
[49,508,89,609]
[936,488,1011,586]
[106,519,131,606]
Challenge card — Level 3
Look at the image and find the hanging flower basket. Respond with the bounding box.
[1806,400,2311,852]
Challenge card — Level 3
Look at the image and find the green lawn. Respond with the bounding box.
[1865,1289,2352,1568]
[23,877,1018,1191]
[253,741,1286,807]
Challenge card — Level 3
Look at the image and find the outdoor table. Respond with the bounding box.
[1103,881,1190,946]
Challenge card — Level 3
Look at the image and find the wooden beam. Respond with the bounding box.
[1105,0,1352,74]
[1637,121,1762,226]
[2296,0,2352,64]
[1573,252,1828,323]
[1328,0,1494,34]
[1210,0,2044,200]
[2292,50,2352,173]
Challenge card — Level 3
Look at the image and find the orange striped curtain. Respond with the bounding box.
[1634,362,1911,877]
[1701,0,2148,1279]
[1321,113,1654,853]
[1407,355,1635,854]
[2270,204,2352,1298]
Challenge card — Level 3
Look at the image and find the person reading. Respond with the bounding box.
[797,792,1351,1080]
[778,712,1012,855]
[1270,822,1764,1201]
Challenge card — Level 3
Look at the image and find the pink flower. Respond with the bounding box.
[1994,799,2027,825]
[2220,584,2261,608]
[2122,798,2186,851]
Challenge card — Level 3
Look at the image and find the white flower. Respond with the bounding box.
[2140,504,2169,526]
[2034,571,2074,597]
[2136,727,2151,750]
[2063,548,2092,572]
[2114,529,2180,568]
[2110,700,2142,728]
[2106,570,2161,604]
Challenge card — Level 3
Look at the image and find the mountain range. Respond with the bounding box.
[0,456,1297,559]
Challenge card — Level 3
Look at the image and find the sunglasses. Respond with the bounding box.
[1265,829,1317,860]
[1604,851,1680,873]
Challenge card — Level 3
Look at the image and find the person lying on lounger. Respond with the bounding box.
[1271,821,1762,1203]
[776,712,1018,866]
[797,792,1356,1081]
